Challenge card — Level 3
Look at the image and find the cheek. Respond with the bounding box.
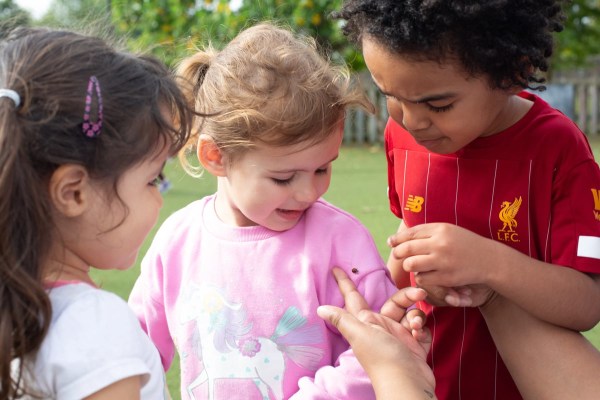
[146,190,163,224]
[155,191,164,209]
[386,100,404,125]
[317,174,332,196]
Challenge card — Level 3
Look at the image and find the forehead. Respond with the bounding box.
[362,37,470,80]
[236,131,342,168]
[361,37,475,95]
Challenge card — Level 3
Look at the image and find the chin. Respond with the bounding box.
[114,259,137,271]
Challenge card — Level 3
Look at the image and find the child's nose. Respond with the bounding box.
[295,180,319,204]
[402,106,430,132]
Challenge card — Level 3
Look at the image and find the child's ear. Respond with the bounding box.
[48,164,91,217]
[197,134,227,177]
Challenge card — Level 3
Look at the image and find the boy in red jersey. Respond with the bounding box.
[334,1,600,399]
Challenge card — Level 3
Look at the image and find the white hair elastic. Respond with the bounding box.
[0,89,21,107]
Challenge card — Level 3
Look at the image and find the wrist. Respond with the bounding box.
[478,292,504,315]
[371,365,436,400]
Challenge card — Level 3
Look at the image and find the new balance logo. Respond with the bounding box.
[404,195,424,213]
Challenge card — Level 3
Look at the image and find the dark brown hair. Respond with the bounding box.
[0,27,191,399]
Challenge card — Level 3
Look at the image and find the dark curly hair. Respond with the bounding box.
[332,0,568,90]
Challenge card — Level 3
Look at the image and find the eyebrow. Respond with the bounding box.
[374,84,456,104]
[268,154,339,174]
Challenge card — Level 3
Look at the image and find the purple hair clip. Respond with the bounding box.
[82,75,103,138]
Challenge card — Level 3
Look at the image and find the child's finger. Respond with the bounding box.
[444,286,473,307]
[380,287,427,321]
[406,308,426,331]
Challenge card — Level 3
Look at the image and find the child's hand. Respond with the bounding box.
[421,284,496,308]
[445,284,498,308]
[387,223,496,290]
[416,284,474,307]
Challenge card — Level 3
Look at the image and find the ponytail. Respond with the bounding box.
[0,100,52,400]
[176,49,216,175]
[176,49,214,110]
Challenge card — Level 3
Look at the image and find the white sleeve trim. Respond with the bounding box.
[577,236,600,260]
[58,360,150,400]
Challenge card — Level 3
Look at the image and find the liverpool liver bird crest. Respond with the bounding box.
[499,196,522,232]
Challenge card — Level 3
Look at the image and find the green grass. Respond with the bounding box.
[91,141,600,398]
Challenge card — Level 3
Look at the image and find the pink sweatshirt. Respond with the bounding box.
[129,195,397,399]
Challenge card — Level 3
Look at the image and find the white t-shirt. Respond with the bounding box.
[14,282,167,399]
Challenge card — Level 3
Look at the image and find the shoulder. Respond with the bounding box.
[307,199,365,225]
[159,196,209,232]
[305,199,373,237]
[37,284,160,398]
[150,196,211,249]
[523,93,588,144]
[511,93,595,166]
[49,284,144,339]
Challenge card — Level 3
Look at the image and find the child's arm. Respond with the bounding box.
[83,376,141,400]
[128,234,176,370]
[388,222,600,331]
[480,295,600,399]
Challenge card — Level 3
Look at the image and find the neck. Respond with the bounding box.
[488,93,533,136]
[42,246,95,286]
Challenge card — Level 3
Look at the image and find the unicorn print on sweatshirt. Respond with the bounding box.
[178,284,325,400]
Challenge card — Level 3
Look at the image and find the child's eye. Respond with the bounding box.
[427,103,454,113]
[150,173,165,187]
[272,177,293,186]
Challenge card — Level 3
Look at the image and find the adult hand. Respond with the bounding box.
[317,268,436,399]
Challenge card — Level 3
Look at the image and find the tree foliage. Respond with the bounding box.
[37,0,109,28]
[555,0,600,69]
[110,0,364,68]
[110,0,600,71]
[0,0,598,72]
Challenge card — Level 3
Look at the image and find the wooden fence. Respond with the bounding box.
[344,73,386,145]
[552,63,600,136]
[344,66,600,144]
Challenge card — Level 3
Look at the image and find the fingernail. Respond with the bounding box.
[316,305,333,319]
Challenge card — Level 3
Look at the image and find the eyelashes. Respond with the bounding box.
[383,93,454,114]
[271,168,329,186]
[427,104,454,113]
[150,172,165,187]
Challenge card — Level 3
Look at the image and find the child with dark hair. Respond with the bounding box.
[334,1,600,398]
[0,27,192,399]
